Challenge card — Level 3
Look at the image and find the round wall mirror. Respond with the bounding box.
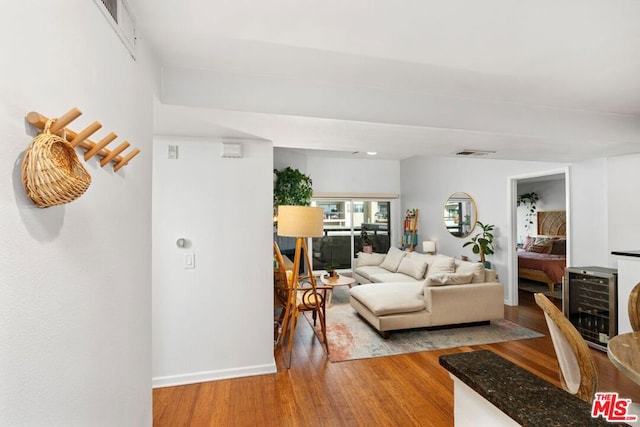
[443,192,477,238]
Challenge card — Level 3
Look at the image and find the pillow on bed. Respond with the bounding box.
[523,235,535,251]
[550,239,566,255]
[529,240,553,254]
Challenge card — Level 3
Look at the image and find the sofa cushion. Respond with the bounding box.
[454,259,486,283]
[350,282,425,316]
[356,251,387,267]
[407,252,437,264]
[379,247,406,272]
[355,266,391,282]
[397,257,428,280]
[369,272,421,283]
[424,272,475,287]
[427,256,455,275]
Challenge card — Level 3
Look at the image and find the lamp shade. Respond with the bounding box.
[422,240,436,254]
[277,206,324,238]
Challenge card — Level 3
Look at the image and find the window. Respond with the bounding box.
[311,199,391,271]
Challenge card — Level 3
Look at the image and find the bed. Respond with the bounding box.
[518,210,566,292]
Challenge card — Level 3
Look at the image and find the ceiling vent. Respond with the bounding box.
[93,0,136,59]
[455,149,496,157]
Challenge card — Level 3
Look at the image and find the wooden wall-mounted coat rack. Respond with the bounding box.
[26,107,140,172]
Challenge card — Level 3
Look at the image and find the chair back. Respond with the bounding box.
[534,293,598,403]
[273,242,292,306]
[629,282,640,332]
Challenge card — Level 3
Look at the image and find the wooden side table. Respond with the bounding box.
[320,274,356,307]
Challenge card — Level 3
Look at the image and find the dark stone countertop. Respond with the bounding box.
[439,350,629,426]
[611,250,640,258]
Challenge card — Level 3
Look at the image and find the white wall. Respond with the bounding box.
[306,156,401,195]
[0,2,155,426]
[152,137,275,386]
[516,178,566,239]
[274,147,308,174]
[607,153,640,261]
[571,158,609,267]
[400,156,567,300]
[607,153,640,332]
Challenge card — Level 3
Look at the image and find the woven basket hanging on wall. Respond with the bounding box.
[22,119,92,208]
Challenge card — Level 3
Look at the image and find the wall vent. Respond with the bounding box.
[455,149,496,157]
[221,142,244,158]
[93,0,136,59]
[100,0,118,22]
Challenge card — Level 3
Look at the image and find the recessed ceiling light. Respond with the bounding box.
[366,152,377,156]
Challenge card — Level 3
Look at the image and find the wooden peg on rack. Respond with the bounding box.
[85,132,117,160]
[26,107,140,172]
[70,121,102,148]
[26,107,82,134]
[100,141,130,167]
[114,148,140,172]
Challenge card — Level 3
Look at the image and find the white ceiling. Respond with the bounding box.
[132,0,640,162]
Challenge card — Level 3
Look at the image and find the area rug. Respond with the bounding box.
[304,287,544,363]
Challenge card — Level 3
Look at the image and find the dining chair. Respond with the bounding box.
[273,241,330,367]
[534,293,598,403]
[629,282,640,332]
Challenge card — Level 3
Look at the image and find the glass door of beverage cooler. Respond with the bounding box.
[564,267,617,352]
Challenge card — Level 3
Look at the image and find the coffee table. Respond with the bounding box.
[320,274,356,307]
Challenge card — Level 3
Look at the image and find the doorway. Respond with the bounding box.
[507,167,571,306]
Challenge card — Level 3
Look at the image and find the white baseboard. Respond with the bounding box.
[152,361,277,388]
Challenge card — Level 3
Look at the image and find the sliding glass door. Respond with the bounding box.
[311,199,390,271]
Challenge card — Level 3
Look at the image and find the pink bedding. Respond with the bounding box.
[517,250,566,284]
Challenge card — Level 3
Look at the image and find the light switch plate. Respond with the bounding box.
[184,253,195,269]
[168,145,179,159]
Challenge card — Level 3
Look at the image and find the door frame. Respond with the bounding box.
[506,167,571,306]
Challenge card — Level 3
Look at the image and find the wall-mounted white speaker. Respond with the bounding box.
[221,142,243,158]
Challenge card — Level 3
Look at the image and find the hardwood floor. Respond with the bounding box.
[153,291,640,426]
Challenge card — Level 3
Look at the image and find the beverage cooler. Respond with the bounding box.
[563,266,618,352]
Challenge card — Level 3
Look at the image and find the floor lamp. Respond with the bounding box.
[276,205,327,367]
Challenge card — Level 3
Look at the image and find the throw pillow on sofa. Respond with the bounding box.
[356,251,387,266]
[454,260,486,283]
[424,272,475,287]
[379,247,406,272]
[397,257,428,280]
[427,256,455,275]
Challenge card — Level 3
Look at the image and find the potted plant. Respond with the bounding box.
[324,262,340,278]
[462,221,495,268]
[361,226,373,253]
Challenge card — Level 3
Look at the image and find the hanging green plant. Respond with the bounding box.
[273,167,313,213]
[517,192,539,231]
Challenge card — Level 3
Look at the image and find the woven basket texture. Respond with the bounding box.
[22,120,91,208]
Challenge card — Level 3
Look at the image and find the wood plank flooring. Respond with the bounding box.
[153,291,640,426]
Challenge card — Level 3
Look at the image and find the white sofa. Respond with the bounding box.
[349,248,504,337]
